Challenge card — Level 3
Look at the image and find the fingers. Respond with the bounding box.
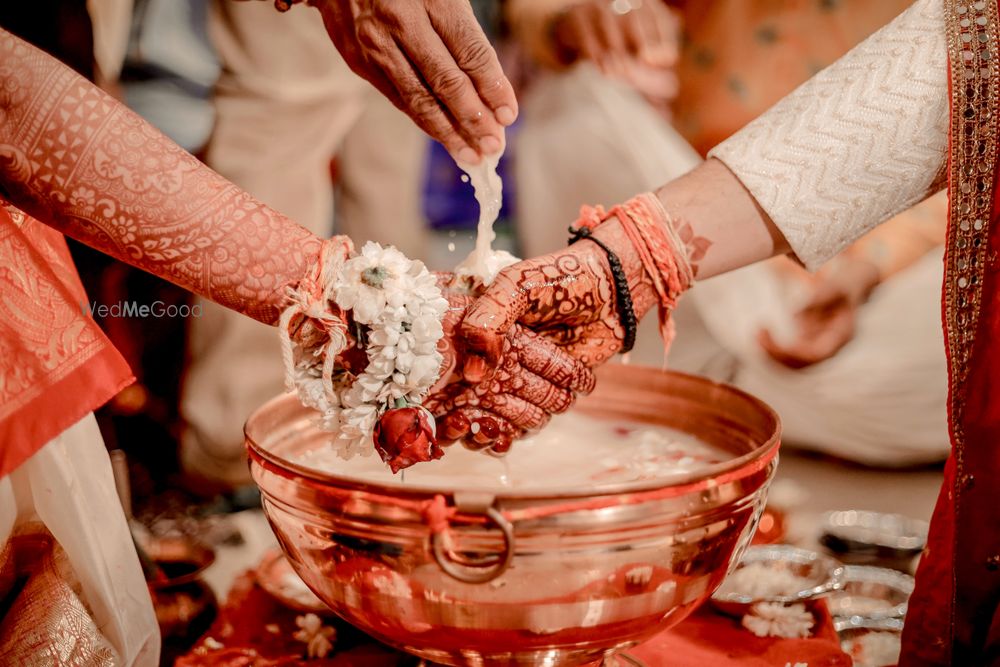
[479,393,551,433]
[426,1,518,139]
[438,408,510,451]
[757,312,855,370]
[354,15,474,157]
[513,327,596,395]
[507,367,574,415]
[460,268,530,381]
[590,3,628,59]
[758,328,818,370]
[564,4,604,62]
[628,3,678,66]
[438,410,471,442]
[394,14,506,162]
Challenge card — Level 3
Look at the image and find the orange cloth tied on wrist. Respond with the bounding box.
[576,193,694,357]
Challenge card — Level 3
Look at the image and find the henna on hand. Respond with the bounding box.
[0,29,320,325]
[462,194,705,379]
[424,284,594,454]
[460,216,659,373]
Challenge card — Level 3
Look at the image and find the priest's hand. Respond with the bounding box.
[309,0,517,164]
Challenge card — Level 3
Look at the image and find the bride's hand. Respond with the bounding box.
[425,286,596,454]
[459,218,657,379]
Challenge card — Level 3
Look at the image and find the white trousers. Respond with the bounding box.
[0,414,160,665]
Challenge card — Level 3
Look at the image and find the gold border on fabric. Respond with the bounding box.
[943,0,999,473]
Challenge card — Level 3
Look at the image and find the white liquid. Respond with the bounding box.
[293,413,725,491]
[454,150,518,286]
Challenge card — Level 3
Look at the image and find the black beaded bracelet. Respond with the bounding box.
[568,226,638,353]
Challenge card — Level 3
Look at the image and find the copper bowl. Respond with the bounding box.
[245,365,780,666]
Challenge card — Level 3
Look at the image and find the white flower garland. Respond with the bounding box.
[281,241,448,459]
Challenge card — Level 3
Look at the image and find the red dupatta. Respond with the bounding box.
[0,201,133,479]
[900,0,1000,663]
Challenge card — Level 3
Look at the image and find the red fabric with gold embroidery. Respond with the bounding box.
[899,0,1000,663]
[0,202,132,479]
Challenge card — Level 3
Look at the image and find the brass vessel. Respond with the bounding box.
[246,366,780,666]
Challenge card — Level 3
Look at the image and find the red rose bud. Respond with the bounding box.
[373,405,444,474]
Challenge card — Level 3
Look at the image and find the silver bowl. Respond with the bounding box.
[245,366,781,666]
[820,510,928,567]
[711,544,845,616]
[835,617,904,667]
[827,565,913,621]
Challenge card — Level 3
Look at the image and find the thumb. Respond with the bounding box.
[459,270,529,383]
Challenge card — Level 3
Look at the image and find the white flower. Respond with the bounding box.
[369,327,400,347]
[411,315,444,343]
[407,355,442,390]
[742,603,814,639]
[294,613,336,659]
[281,241,448,462]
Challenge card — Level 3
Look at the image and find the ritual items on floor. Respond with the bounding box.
[819,510,928,571]
[179,557,852,667]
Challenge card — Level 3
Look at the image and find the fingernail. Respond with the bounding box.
[440,412,470,441]
[490,436,512,455]
[495,105,516,126]
[464,355,487,382]
[457,146,480,165]
[480,135,501,155]
[475,418,501,440]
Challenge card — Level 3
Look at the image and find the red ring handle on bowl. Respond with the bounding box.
[431,506,515,584]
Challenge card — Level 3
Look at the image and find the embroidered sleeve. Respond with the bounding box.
[708,0,949,271]
[0,28,320,325]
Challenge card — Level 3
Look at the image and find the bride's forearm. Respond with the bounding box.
[653,158,790,281]
[0,29,321,325]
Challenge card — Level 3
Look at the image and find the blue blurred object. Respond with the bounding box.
[422,125,519,231]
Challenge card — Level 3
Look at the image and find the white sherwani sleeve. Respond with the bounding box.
[708,0,949,270]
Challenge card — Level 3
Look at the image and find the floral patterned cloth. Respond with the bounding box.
[0,201,133,479]
[673,0,917,155]
[0,527,119,666]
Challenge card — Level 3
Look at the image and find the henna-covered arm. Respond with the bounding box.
[0,28,321,325]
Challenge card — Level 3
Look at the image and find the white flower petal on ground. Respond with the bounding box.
[742,603,814,639]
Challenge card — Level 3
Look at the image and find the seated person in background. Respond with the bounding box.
[505,0,949,466]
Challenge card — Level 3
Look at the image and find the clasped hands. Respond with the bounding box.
[421,219,648,455]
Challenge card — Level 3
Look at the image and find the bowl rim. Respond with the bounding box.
[820,510,929,553]
[244,366,782,502]
[827,565,914,620]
